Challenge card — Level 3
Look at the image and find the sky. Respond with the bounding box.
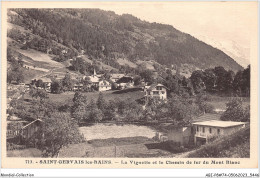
[83,1,257,66]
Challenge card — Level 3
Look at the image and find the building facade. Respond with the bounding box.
[193,120,248,145]
[144,83,167,101]
[116,76,134,89]
[98,80,111,91]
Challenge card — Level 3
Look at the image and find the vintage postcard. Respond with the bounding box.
[1,1,258,170]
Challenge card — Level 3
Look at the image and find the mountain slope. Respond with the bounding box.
[8,8,242,74]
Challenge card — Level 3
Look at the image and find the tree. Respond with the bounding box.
[203,69,217,91]
[195,94,214,114]
[233,70,243,96]
[50,80,63,94]
[7,60,25,84]
[72,91,88,123]
[36,79,44,88]
[29,88,48,100]
[166,97,196,126]
[224,70,235,94]
[232,65,250,97]
[82,76,92,92]
[242,65,250,96]
[103,99,117,120]
[140,70,154,85]
[37,89,48,101]
[87,99,103,123]
[214,66,228,92]
[96,92,106,112]
[190,70,205,94]
[33,112,84,157]
[221,99,249,122]
[62,73,74,91]
[164,75,180,94]
[133,75,142,86]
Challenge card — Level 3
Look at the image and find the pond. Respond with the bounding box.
[79,123,158,140]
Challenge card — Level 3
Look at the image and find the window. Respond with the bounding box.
[153,91,159,95]
[196,126,199,132]
[209,128,212,134]
[202,127,205,133]
[156,86,162,90]
[217,129,220,134]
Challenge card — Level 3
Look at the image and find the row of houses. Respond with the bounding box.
[32,69,135,92]
[73,70,135,92]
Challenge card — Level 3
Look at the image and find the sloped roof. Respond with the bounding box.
[111,74,125,79]
[33,77,52,83]
[88,76,99,83]
[147,83,168,91]
[42,78,52,83]
[99,80,111,85]
[193,120,247,128]
[22,119,43,129]
[116,76,133,84]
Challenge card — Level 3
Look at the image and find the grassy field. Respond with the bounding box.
[47,88,144,104]
[206,95,250,111]
[117,58,137,68]
[79,123,157,140]
[59,136,172,158]
[7,148,42,157]
[88,137,154,147]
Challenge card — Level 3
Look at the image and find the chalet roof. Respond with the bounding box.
[116,76,133,84]
[192,120,247,128]
[111,74,125,79]
[34,77,52,83]
[22,119,43,129]
[147,83,168,91]
[99,80,111,85]
[88,76,99,83]
[74,83,83,87]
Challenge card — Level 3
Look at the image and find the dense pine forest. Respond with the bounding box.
[8,8,242,71]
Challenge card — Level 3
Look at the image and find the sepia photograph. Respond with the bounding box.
[1,1,258,171]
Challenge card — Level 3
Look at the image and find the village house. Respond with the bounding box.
[82,69,111,92]
[20,119,43,141]
[144,83,168,101]
[98,80,111,92]
[116,76,134,89]
[7,121,25,140]
[110,73,125,83]
[32,77,52,92]
[193,120,248,145]
[41,77,52,91]
[73,83,83,91]
[6,118,43,142]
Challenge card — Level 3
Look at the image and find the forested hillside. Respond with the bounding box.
[8,8,242,73]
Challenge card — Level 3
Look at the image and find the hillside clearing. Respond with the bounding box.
[15,48,63,68]
[117,58,137,68]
